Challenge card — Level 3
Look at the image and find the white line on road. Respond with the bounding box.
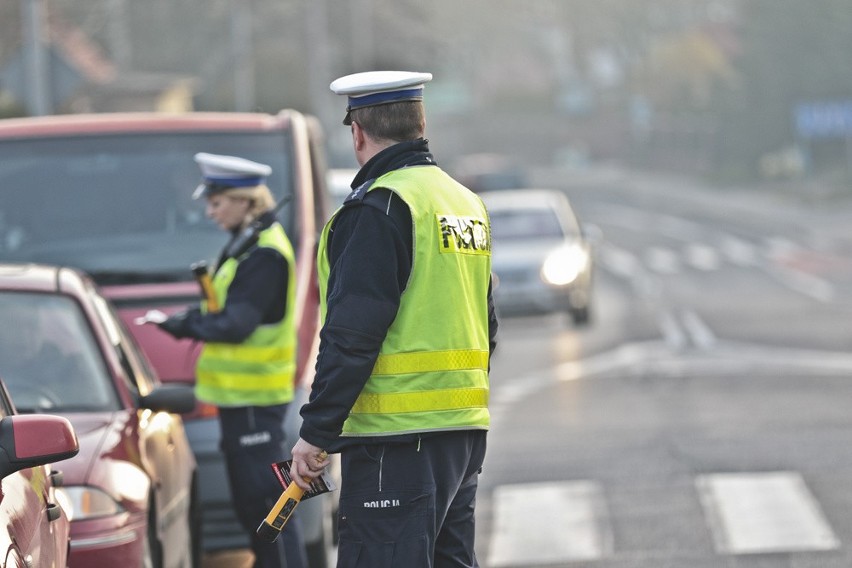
[721,236,758,266]
[644,246,680,274]
[681,309,717,349]
[547,340,852,388]
[657,309,716,350]
[599,244,640,278]
[659,311,688,349]
[684,243,721,271]
[762,236,835,302]
[696,472,839,555]
[487,481,612,567]
[767,264,835,302]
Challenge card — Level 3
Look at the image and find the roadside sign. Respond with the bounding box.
[795,101,852,139]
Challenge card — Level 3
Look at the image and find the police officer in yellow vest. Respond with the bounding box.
[156,153,307,568]
[291,71,498,567]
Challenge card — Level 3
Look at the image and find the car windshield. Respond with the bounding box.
[489,207,565,241]
[0,291,120,413]
[0,131,295,285]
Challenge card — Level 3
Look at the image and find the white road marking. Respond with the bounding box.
[487,481,612,566]
[599,244,639,278]
[599,232,834,302]
[684,243,721,270]
[761,235,835,302]
[555,341,671,382]
[659,311,688,349]
[696,472,840,554]
[645,246,680,274]
[681,309,717,349]
[767,264,835,302]
[720,236,758,266]
[764,236,799,258]
[657,310,716,350]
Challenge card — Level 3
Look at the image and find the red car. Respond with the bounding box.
[0,263,199,568]
[0,378,79,568]
[0,111,335,566]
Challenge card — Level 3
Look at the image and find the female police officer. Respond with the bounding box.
[156,153,307,568]
[291,71,498,568]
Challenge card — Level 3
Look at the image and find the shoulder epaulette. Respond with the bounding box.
[343,178,375,207]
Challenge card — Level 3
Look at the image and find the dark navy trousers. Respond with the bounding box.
[336,430,487,568]
[220,404,308,568]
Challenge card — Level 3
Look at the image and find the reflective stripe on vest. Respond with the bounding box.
[318,165,492,436]
[371,348,490,375]
[195,223,297,406]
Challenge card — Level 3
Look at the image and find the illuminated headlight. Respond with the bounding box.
[54,487,124,521]
[541,244,588,286]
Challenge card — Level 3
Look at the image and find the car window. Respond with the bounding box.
[116,330,158,396]
[87,283,156,396]
[0,382,12,418]
[489,207,565,241]
[110,303,160,394]
[0,131,296,285]
[0,292,120,413]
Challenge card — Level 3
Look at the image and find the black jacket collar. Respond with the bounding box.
[350,138,436,189]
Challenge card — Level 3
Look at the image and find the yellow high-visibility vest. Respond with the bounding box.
[318,165,492,436]
[196,224,297,406]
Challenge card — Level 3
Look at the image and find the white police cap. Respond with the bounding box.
[330,71,433,125]
[192,152,273,199]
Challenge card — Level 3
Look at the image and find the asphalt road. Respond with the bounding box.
[474,169,852,567]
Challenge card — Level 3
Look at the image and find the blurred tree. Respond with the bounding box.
[0,2,22,64]
[642,30,738,110]
[6,0,850,179]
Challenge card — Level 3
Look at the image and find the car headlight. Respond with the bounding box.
[54,487,125,521]
[541,244,588,286]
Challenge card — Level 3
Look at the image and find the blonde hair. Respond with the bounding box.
[224,184,277,227]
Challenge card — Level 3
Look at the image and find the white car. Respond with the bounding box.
[480,189,597,326]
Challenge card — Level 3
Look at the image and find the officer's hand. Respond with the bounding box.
[156,312,191,339]
[291,438,330,491]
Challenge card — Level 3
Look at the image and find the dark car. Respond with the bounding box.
[0,263,199,567]
[0,111,336,566]
[480,189,597,326]
[0,377,79,568]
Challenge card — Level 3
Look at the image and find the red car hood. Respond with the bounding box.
[58,412,124,485]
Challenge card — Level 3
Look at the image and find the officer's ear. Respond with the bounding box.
[351,121,367,152]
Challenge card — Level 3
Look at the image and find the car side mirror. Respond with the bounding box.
[139,384,196,414]
[0,415,79,478]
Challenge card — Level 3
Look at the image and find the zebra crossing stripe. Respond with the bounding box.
[486,481,612,566]
[696,472,839,554]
